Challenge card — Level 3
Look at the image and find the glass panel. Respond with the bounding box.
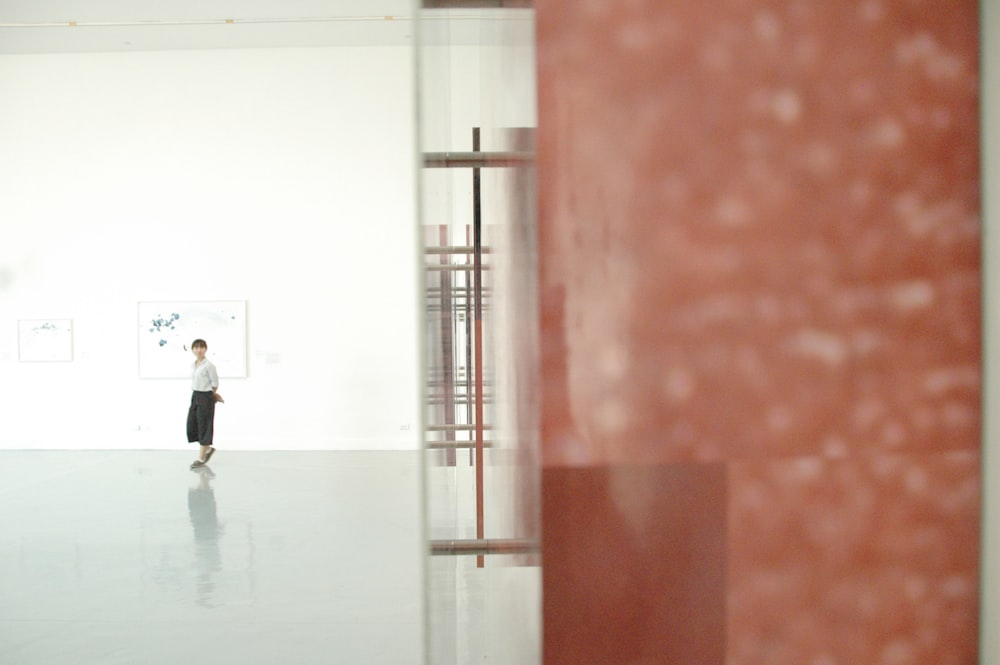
[414,5,541,665]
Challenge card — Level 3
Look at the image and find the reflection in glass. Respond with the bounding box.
[416,4,542,664]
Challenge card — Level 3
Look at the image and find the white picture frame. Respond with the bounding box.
[18,319,73,362]
[138,301,247,378]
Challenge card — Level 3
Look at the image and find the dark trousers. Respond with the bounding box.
[187,391,216,446]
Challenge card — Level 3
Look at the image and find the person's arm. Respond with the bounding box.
[209,364,224,403]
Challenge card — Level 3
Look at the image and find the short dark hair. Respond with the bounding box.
[192,339,208,349]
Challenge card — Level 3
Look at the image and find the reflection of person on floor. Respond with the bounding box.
[187,338,224,470]
[188,466,222,608]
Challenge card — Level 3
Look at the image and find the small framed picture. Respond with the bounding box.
[18,319,73,362]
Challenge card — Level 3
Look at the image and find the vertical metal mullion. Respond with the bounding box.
[439,225,457,466]
[465,234,474,427]
[472,127,485,569]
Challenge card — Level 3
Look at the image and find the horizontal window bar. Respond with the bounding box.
[423,151,534,168]
[430,538,539,556]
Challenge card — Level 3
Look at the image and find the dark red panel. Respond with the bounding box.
[542,464,727,665]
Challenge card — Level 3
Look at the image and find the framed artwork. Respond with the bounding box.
[18,319,73,362]
[138,301,247,378]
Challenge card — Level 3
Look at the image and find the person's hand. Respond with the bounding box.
[214,393,225,404]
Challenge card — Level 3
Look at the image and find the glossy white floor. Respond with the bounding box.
[0,451,424,665]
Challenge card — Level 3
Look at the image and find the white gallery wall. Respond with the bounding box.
[0,45,421,451]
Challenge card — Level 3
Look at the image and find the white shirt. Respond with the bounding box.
[191,359,219,392]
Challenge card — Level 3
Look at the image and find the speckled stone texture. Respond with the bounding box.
[535,1,980,663]
[728,453,979,665]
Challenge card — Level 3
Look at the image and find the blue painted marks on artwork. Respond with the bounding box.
[149,313,181,334]
[147,313,183,348]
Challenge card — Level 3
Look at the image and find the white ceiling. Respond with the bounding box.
[0,0,531,53]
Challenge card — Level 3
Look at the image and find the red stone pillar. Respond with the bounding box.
[535,2,981,663]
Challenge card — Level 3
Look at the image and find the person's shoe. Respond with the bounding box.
[190,460,206,469]
[205,447,216,463]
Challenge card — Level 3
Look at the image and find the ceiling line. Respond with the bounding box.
[0,14,532,29]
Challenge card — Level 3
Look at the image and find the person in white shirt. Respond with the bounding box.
[187,338,224,469]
